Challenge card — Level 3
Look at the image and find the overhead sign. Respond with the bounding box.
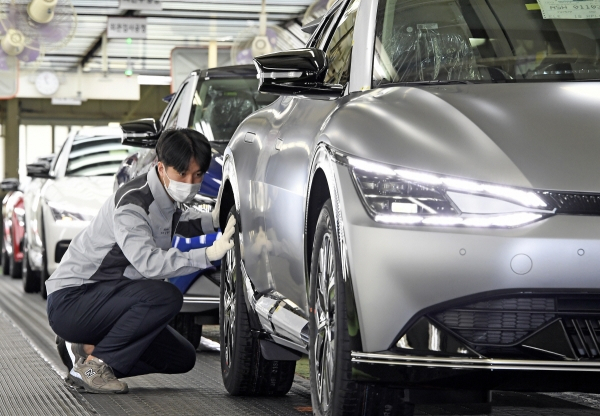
[118,0,162,10]
[107,17,148,39]
[51,97,82,106]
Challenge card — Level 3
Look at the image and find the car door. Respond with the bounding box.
[261,0,360,312]
[135,77,197,178]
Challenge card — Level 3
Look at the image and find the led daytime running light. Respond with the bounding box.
[349,158,546,208]
[375,213,543,228]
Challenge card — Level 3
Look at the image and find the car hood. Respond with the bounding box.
[330,82,600,192]
[43,176,114,214]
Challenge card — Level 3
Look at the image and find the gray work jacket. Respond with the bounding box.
[46,166,215,296]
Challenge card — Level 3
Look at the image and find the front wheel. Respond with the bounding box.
[219,206,295,396]
[9,225,22,279]
[39,214,49,299]
[22,235,40,293]
[309,199,413,416]
[1,229,10,276]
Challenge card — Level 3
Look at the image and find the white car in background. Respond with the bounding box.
[22,127,134,298]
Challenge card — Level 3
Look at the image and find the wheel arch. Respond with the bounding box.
[218,179,235,232]
[305,168,330,281]
[305,142,363,351]
[218,152,240,232]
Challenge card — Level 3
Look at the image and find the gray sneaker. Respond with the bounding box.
[69,358,128,394]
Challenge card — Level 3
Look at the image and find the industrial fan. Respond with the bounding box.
[230,0,305,65]
[0,0,77,97]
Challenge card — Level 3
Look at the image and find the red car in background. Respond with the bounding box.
[1,178,24,278]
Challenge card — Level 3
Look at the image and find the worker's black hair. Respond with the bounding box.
[156,128,212,174]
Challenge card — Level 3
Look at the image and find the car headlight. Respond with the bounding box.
[343,155,553,228]
[48,201,95,222]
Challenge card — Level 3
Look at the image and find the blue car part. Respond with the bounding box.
[169,232,221,293]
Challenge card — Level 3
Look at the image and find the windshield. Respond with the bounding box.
[373,0,600,86]
[189,77,278,142]
[66,136,135,177]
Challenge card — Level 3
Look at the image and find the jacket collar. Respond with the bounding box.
[148,166,177,215]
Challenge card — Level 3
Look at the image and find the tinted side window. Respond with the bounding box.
[52,139,71,177]
[324,0,361,85]
[164,81,192,129]
[50,142,66,176]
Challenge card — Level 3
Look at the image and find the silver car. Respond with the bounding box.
[215,0,600,414]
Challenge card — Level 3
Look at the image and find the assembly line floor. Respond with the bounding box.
[2,275,600,415]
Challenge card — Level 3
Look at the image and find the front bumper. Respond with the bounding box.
[351,351,600,392]
[43,207,90,275]
[335,165,600,353]
[35,205,89,276]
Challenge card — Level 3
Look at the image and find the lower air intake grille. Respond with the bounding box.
[432,297,556,346]
[564,319,600,358]
[54,240,70,263]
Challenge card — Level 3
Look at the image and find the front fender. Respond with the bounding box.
[307,142,363,351]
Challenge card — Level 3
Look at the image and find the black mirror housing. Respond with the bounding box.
[0,178,19,192]
[254,48,344,100]
[26,162,51,179]
[120,118,162,148]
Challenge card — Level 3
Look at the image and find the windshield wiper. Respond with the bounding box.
[381,79,473,87]
[565,78,600,82]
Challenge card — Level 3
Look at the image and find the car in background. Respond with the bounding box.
[1,155,55,280]
[1,178,24,278]
[22,127,135,298]
[116,64,278,201]
[115,64,278,346]
[214,0,600,413]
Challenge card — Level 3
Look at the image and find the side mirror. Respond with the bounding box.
[26,162,51,179]
[0,178,19,192]
[120,118,162,148]
[254,48,344,100]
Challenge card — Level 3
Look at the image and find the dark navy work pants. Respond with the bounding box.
[47,279,196,378]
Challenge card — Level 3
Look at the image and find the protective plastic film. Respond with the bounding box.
[373,0,600,84]
[376,24,480,83]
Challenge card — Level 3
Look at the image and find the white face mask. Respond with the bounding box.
[162,169,202,204]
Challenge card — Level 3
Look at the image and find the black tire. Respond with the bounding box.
[39,214,49,299]
[220,206,295,396]
[22,235,40,293]
[170,313,202,350]
[9,249,21,278]
[1,231,10,276]
[309,199,414,416]
[9,226,22,279]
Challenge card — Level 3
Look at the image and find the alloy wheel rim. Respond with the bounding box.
[314,230,336,411]
[223,242,236,368]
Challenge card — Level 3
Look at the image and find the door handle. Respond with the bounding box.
[275,138,283,151]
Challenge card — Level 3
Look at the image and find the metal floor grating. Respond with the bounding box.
[0,310,92,416]
[1,273,600,416]
[81,352,313,416]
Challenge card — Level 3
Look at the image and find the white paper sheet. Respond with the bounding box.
[536,0,600,19]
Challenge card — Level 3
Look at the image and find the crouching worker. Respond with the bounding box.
[46,128,234,394]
